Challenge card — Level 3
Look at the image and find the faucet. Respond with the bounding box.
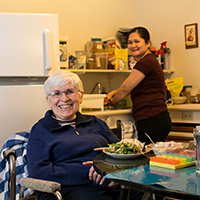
[90,82,101,94]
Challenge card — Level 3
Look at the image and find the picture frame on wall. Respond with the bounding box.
[185,23,198,49]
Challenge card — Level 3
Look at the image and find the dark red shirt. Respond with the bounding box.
[130,53,167,122]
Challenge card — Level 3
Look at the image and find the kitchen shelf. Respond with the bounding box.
[61,69,132,74]
[167,104,200,111]
[163,69,175,74]
[61,69,174,74]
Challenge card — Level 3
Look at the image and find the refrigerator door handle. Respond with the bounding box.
[43,29,52,71]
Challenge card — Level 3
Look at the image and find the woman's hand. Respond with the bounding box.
[82,161,118,189]
[104,90,118,106]
[104,96,112,106]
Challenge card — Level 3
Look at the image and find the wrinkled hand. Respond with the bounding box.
[82,161,118,189]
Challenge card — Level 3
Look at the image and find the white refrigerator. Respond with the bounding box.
[0,13,60,148]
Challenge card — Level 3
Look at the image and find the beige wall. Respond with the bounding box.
[1,0,200,91]
[0,0,135,54]
[132,0,200,89]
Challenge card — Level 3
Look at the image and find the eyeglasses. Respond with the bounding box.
[49,88,80,98]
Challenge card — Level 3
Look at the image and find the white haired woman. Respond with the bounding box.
[27,71,144,200]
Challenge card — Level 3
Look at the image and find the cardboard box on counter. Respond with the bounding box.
[102,49,128,70]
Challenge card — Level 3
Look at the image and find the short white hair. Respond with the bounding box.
[44,71,84,96]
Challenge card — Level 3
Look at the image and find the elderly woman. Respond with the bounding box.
[27,71,144,200]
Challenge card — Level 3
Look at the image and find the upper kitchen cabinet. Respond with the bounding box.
[0,13,59,77]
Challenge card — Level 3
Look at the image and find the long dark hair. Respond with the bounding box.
[128,27,150,44]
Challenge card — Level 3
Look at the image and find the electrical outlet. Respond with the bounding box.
[182,111,193,120]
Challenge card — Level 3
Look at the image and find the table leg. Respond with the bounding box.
[141,192,151,200]
[119,185,130,200]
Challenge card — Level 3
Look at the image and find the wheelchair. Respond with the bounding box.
[0,131,63,200]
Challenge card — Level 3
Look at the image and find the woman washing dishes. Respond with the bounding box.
[105,27,171,144]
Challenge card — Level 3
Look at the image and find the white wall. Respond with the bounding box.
[1,0,200,89]
[0,0,135,54]
[132,0,200,89]
[0,0,136,92]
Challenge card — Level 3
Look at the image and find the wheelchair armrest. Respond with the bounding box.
[3,149,17,160]
[20,177,63,200]
[20,177,61,193]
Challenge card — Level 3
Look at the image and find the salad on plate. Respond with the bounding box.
[104,139,149,155]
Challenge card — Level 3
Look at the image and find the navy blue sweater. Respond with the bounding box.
[27,110,119,187]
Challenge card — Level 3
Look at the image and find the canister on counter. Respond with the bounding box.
[91,38,102,53]
[87,58,94,69]
[95,53,108,69]
[74,50,86,69]
[182,85,192,103]
[190,88,200,103]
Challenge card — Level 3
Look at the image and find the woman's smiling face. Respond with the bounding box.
[128,32,150,60]
[46,82,83,120]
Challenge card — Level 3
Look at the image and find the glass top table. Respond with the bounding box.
[93,152,200,200]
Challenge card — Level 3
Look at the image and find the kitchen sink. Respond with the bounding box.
[79,94,132,112]
[104,105,132,110]
[79,94,106,111]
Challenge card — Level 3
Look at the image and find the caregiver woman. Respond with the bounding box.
[105,27,171,144]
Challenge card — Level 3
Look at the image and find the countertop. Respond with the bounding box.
[80,104,200,119]
[167,103,200,111]
[81,108,132,116]
[80,104,200,118]
[81,108,133,128]
[81,105,197,138]
[81,104,200,114]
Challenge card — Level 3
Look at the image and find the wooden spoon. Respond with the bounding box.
[145,133,155,145]
[93,147,108,151]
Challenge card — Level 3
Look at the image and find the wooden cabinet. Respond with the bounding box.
[165,122,195,142]
[167,104,200,142]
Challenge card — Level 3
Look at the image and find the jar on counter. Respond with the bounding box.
[190,89,200,103]
[75,50,86,69]
[182,85,192,103]
[87,58,94,69]
[91,38,102,53]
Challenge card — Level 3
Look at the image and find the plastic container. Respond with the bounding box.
[182,85,192,103]
[151,141,184,155]
[94,53,108,69]
[74,51,86,69]
[91,38,102,53]
[190,89,200,96]
[87,58,94,69]
[190,95,200,103]
[190,89,200,103]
